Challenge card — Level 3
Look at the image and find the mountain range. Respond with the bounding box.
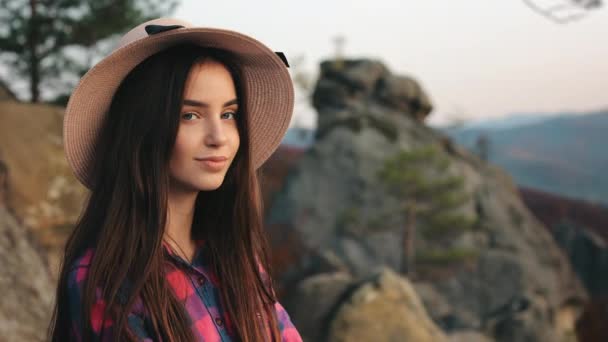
[438,109,608,206]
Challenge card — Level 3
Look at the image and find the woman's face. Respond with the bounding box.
[169,59,240,193]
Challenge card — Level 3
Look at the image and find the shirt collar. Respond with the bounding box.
[161,238,205,261]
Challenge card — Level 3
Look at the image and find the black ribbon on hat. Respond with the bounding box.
[145,24,184,35]
[274,51,289,68]
[144,24,290,68]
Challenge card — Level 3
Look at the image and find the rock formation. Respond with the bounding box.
[0,97,88,280]
[327,268,447,342]
[0,205,54,341]
[553,220,608,297]
[265,58,586,341]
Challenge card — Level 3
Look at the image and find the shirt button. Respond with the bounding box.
[215,317,224,326]
[197,276,205,285]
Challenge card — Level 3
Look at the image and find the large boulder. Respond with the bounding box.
[266,58,586,341]
[327,268,447,342]
[288,271,353,341]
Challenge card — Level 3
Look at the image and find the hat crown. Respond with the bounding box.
[116,17,194,51]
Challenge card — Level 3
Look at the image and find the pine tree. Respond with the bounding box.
[0,0,178,103]
[377,144,475,276]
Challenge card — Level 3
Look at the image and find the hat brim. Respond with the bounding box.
[64,27,294,189]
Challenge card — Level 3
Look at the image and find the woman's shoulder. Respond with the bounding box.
[64,247,155,339]
[65,246,138,306]
[66,247,96,288]
[69,247,95,268]
[65,246,140,311]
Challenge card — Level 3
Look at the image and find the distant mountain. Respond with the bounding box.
[440,112,564,132]
[441,109,608,205]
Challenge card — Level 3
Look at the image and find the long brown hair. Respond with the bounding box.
[47,43,281,341]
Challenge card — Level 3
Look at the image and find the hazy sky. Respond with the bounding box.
[175,0,607,127]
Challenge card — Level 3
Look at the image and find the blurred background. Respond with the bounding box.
[1,0,606,341]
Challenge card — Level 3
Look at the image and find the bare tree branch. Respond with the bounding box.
[523,0,602,24]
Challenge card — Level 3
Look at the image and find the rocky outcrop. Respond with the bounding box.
[287,271,353,341]
[519,186,608,296]
[518,186,608,340]
[0,205,54,341]
[327,268,447,342]
[552,220,608,296]
[0,89,76,340]
[265,58,586,341]
[0,100,88,280]
[287,267,448,342]
[312,59,433,143]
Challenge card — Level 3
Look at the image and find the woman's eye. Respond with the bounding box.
[222,111,238,120]
[182,112,197,121]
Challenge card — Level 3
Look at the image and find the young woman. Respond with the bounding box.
[46,18,302,341]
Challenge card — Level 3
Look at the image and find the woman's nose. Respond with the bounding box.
[204,118,228,146]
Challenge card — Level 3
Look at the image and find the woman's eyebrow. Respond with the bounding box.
[182,98,238,107]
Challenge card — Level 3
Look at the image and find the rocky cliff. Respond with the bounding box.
[0,87,82,340]
[0,206,54,341]
[265,59,586,341]
[0,96,88,280]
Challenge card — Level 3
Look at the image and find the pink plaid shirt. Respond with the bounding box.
[66,239,302,341]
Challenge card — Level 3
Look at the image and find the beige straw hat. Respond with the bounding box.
[63,17,294,190]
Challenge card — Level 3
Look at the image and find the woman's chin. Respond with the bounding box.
[170,173,227,193]
[194,178,225,191]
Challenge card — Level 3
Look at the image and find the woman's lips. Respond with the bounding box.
[196,157,226,171]
[197,156,227,162]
